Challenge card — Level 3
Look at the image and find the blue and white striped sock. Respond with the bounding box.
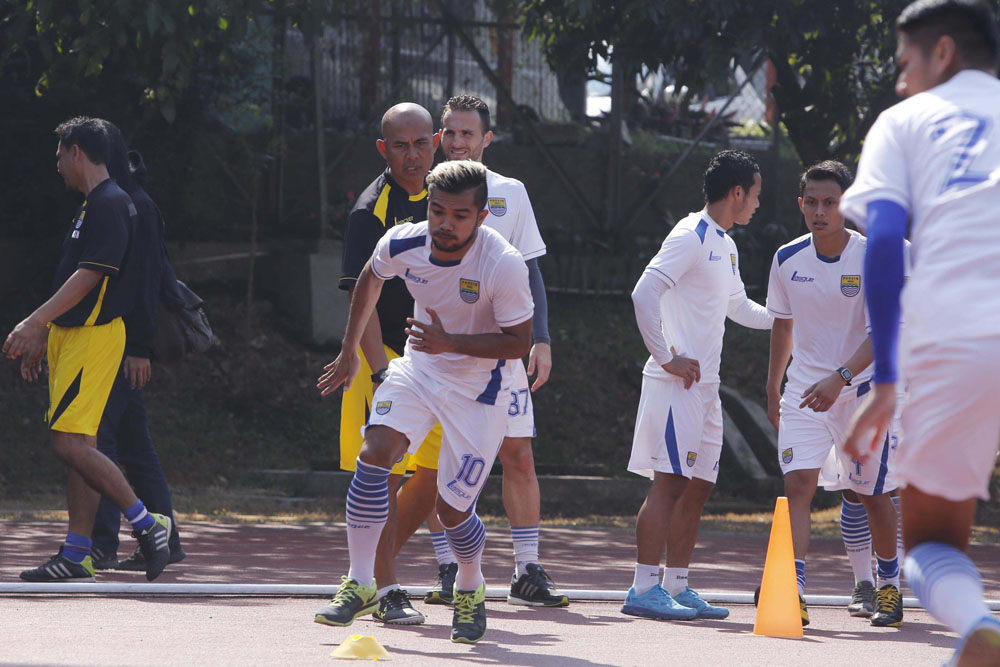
[345,458,391,586]
[840,498,874,584]
[891,495,904,565]
[795,559,806,596]
[62,532,91,564]
[123,500,154,532]
[876,554,900,589]
[429,531,457,565]
[906,542,990,636]
[444,513,486,591]
[510,525,539,577]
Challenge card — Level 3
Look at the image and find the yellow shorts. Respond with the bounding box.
[46,318,125,436]
[339,344,442,473]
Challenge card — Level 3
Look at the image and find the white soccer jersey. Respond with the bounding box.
[767,230,872,400]
[371,221,534,404]
[641,211,746,384]
[483,169,546,260]
[840,69,1000,349]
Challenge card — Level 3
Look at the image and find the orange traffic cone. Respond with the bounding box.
[753,496,803,638]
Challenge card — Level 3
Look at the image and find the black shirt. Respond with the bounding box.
[339,169,428,354]
[51,179,135,328]
[120,184,167,358]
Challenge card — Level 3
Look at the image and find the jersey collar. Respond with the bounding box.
[700,210,728,237]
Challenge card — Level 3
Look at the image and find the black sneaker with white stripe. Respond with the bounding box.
[20,551,96,582]
[133,513,172,581]
[508,563,570,607]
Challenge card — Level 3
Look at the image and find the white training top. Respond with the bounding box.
[371,221,534,404]
[639,211,748,384]
[840,69,1000,349]
[767,230,873,400]
[483,169,547,260]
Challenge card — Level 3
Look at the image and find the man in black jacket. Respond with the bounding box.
[90,129,184,569]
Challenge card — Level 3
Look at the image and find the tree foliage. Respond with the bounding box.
[0,0,274,123]
[520,0,1000,164]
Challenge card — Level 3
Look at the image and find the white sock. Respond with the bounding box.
[906,542,990,636]
[376,584,400,599]
[891,495,904,567]
[511,525,540,577]
[632,563,660,595]
[663,567,689,596]
[344,459,390,587]
[444,513,487,592]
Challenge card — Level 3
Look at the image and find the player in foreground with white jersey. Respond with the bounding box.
[766,161,902,628]
[394,94,566,608]
[623,150,772,621]
[314,160,533,644]
[842,1,1000,663]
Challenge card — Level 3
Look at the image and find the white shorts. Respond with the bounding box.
[628,377,722,483]
[367,358,508,512]
[897,339,1000,502]
[504,360,536,439]
[778,382,897,496]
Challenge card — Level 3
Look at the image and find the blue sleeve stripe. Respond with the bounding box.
[389,235,426,257]
[647,266,676,287]
[776,237,811,266]
[864,200,908,384]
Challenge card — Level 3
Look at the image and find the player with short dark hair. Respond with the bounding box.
[398,94,565,608]
[5,116,172,583]
[842,0,1000,662]
[623,150,772,621]
[334,102,442,625]
[314,159,534,644]
[766,161,903,627]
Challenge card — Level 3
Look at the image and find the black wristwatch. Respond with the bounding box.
[371,368,388,384]
[836,366,853,386]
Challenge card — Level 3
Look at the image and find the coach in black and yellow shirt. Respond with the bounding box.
[4,117,172,584]
[327,102,441,624]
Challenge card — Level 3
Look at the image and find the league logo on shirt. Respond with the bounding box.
[487,197,507,217]
[459,278,480,304]
[841,275,861,297]
[730,253,737,275]
[375,400,392,415]
[686,452,697,467]
[782,448,793,464]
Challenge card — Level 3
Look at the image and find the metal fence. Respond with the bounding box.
[283,1,570,125]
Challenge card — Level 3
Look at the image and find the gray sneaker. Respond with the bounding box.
[847,581,876,618]
[372,588,425,625]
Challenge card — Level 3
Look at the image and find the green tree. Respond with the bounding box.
[519,0,989,164]
[0,0,273,123]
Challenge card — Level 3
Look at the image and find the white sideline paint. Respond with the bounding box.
[1,583,998,610]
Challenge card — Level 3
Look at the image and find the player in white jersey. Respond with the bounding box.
[842,1,1000,663]
[766,161,901,628]
[314,160,533,644]
[623,150,772,621]
[390,95,568,608]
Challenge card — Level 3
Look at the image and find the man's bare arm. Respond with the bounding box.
[766,317,794,429]
[347,285,390,375]
[406,309,532,360]
[317,261,385,395]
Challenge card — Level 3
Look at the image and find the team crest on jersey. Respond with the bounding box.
[782,448,793,464]
[459,278,480,303]
[487,197,507,217]
[841,275,861,297]
[686,452,697,468]
[730,253,737,275]
[375,400,392,415]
